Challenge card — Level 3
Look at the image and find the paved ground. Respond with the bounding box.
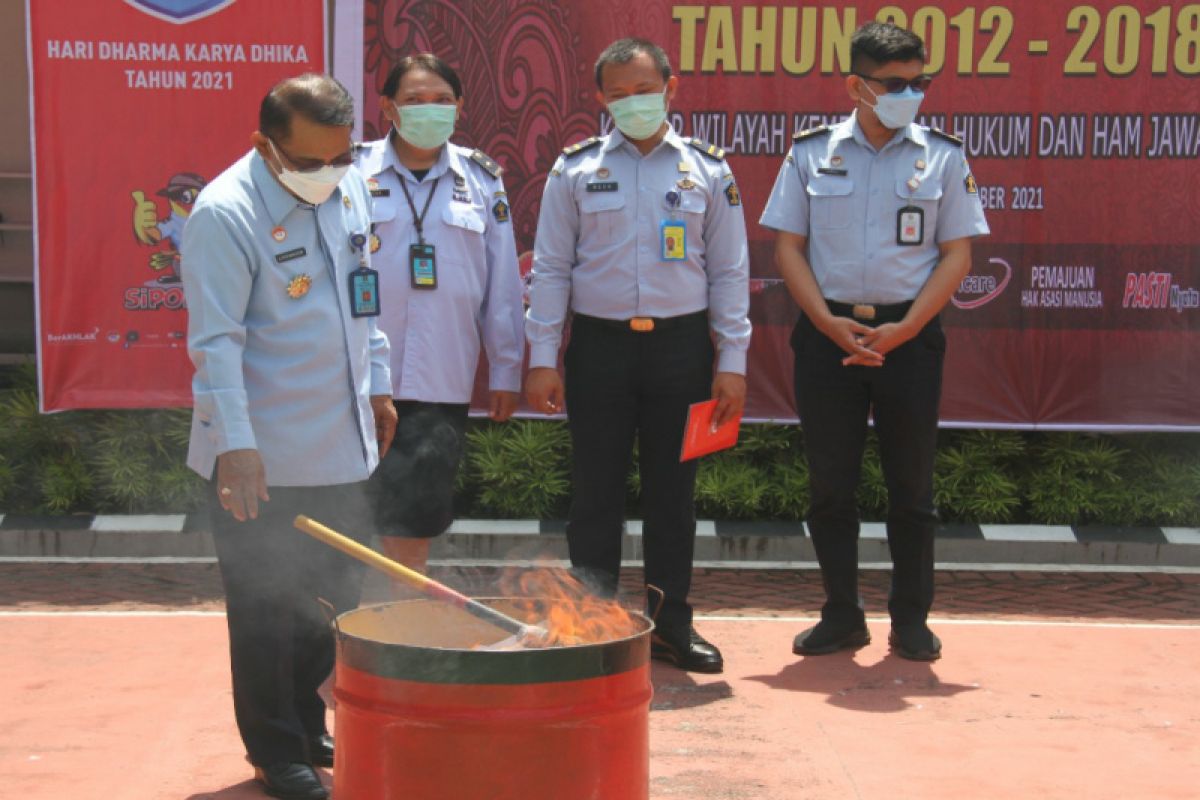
[2,563,1198,799]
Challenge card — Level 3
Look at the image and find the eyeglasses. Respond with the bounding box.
[853,73,934,94]
[269,138,354,174]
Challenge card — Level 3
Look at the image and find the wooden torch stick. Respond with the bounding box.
[293,514,544,640]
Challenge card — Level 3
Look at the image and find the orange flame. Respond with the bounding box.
[501,566,641,648]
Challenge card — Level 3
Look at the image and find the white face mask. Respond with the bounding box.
[267,140,349,205]
[861,82,924,130]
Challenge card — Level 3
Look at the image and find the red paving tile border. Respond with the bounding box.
[2,564,1197,622]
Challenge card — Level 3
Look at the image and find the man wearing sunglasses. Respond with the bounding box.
[761,23,989,662]
[181,73,396,800]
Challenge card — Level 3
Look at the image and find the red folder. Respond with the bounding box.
[679,399,742,461]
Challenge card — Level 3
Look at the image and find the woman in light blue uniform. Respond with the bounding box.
[356,54,525,577]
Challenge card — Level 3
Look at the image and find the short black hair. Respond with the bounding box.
[850,22,926,74]
[382,54,463,99]
[594,38,671,89]
[259,73,354,142]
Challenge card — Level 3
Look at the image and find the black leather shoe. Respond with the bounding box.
[792,620,871,655]
[255,762,329,800]
[307,734,334,768]
[889,625,942,661]
[651,626,724,673]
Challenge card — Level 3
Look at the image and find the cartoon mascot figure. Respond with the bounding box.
[132,172,206,283]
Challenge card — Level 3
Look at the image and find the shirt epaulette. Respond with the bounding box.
[469,149,503,178]
[792,126,830,142]
[928,128,964,147]
[562,137,602,158]
[685,137,725,161]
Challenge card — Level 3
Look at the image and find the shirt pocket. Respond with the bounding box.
[895,178,943,234]
[806,175,854,229]
[371,195,399,225]
[440,203,488,268]
[579,190,627,246]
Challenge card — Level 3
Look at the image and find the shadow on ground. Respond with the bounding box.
[745,650,979,713]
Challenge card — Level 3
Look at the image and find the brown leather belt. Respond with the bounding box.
[574,310,708,333]
[825,300,913,325]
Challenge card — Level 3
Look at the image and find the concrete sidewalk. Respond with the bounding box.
[4,558,1199,799]
[3,512,1200,568]
[3,606,1199,799]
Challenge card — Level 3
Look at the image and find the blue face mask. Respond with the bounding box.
[607,88,668,141]
[862,83,924,130]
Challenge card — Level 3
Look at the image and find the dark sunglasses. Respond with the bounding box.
[269,138,355,174]
[854,73,934,94]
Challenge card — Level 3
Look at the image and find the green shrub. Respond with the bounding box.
[2,357,1198,526]
[0,364,202,513]
[1117,437,1200,526]
[1025,433,1126,524]
[763,450,809,520]
[462,420,571,518]
[934,430,1025,522]
[694,453,771,519]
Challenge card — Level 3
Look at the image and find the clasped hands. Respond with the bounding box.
[823,316,915,367]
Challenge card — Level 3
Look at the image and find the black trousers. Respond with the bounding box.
[367,400,469,539]
[208,481,371,766]
[792,312,945,629]
[564,312,714,632]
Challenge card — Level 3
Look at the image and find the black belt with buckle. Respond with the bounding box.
[573,310,708,333]
[825,299,913,325]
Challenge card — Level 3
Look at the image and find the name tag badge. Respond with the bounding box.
[660,220,686,261]
[585,181,618,192]
[409,243,437,289]
[274,247,306,263]
[897,205,924,246]
[349,266,380,317]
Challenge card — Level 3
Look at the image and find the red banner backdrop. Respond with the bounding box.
[28,0,326,410]
[30,1,1199,429]
[355,0,1200,429]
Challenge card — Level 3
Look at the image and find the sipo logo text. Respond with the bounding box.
[1121,272,1200,312]
[124,286,187,311]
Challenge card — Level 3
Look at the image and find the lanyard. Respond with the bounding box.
[397,175,441,245]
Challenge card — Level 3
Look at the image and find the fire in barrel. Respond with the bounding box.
[294,516,654,800]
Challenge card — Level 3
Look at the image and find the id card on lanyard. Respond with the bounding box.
[347,231,380,317]
[661,189,686,261]
[399,175,441,290]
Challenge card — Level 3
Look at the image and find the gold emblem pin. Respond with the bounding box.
[342,196,352,209]
[830,155,843,166]
[677,178,696,190]
[678,161,691,173]
[286,274,312,299]
[596,167,610,179]
[369,234,381,254]
[915,158,927,171]
[271,226,287,243]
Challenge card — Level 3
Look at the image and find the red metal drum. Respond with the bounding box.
[333,599,653,800]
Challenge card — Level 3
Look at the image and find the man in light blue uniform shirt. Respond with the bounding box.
[355,54,524,579]
[760,23,989,663]
[182,73,396,800]
[526,38,752,674]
